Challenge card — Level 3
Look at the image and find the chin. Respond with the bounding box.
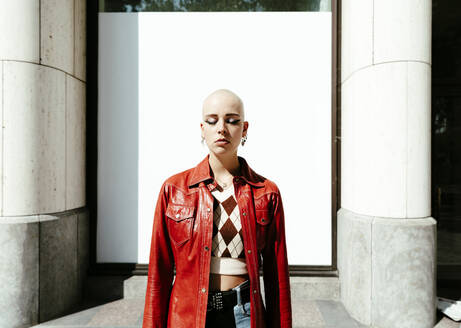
[210,146,236,156]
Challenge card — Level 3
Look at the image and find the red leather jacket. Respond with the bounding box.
[142,154,292,328]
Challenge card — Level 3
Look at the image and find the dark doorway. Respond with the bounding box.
[432,0,461,298]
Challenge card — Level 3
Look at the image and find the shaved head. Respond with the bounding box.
[200,88,249,155]
[202,89,245,121]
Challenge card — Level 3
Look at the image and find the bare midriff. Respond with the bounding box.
[209,273,249,291]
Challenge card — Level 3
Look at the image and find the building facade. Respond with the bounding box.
[0,0,444,328]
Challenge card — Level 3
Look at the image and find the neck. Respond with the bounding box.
[208,152,241,179]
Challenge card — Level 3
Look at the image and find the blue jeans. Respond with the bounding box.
[232,280,251,328]
[233,300,251,327]
[205,280,251,328]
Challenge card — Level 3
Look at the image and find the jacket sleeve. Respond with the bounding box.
[142,181,174,328]
[262,188,292,328]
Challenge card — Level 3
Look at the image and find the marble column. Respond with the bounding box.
[338,0,436,327]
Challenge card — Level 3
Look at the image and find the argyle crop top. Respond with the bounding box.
[209,183,248,275]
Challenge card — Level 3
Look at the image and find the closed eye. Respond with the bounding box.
[205,118,240,125]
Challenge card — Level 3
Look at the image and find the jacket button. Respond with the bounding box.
[243,212,246,216]
[261,218,265,222]
[247,249,251,254]
[207,208,211,212]
[175,214,180,218]
[253,289,257,294]
[204,246,209,251]
[202,288,206,293]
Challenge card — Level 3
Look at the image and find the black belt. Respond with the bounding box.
[207,282,251,311]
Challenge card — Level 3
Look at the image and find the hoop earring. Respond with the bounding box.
[241,135,247,146]
[201,136,205,145]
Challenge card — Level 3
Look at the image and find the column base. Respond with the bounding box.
[0,207,90,328]
[337,207,437,328]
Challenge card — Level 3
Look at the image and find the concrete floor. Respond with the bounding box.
[435,317,461,328]
[29,273,461,328]
[30,297,461,328]
[31,298,369,328]
[29,297,461,328]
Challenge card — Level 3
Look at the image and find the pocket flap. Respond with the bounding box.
[255,209,271,225]
[166,204,196,222]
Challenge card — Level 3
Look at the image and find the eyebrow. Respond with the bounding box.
[204,113,241,117]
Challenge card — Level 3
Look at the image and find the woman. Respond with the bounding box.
[142,89,292,328]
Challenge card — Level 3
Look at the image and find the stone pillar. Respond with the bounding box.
[338,0,436,327]
[0,1,87,327]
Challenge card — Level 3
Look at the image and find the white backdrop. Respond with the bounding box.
[99,11,332,265]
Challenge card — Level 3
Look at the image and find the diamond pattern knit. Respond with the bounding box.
[210,184,245,259]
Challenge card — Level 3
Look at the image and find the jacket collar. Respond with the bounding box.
[188,154,265,188]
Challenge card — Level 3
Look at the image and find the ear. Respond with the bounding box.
[242,121,249,136]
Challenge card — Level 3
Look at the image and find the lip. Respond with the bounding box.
[215,139,230,145]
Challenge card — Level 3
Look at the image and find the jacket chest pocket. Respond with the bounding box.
[255,209,271,251]
[166,203,196,246]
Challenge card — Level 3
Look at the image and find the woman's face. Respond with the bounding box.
[200,93,248,157]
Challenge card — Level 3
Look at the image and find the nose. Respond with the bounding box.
[216,118,227,134]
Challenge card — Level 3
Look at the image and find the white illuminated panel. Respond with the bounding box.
[99,12,331,265]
